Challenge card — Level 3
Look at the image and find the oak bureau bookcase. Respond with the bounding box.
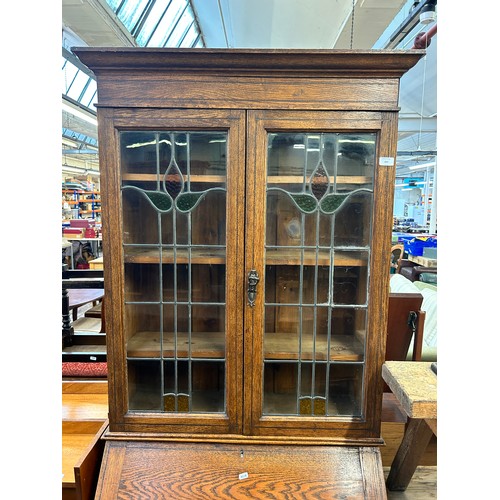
[73,48,423,497]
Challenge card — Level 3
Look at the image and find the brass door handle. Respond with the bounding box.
[247,269,260,307]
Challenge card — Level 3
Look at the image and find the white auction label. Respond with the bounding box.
[379,157,395,166]
[239,472,249,480]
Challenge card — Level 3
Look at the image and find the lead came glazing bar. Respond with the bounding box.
[157,133,166,409]
[187,132,193,412]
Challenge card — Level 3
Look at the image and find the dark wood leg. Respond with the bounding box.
[386,418,435,491]
[100,297,106,333]
[62,287,74,348]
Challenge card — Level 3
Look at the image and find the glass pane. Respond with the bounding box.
[162,263,226,303]
[62,59,78,94]
[164,8,191,47]
[116,0,150,33]
[128,360,162,411]
[121,130,228,414]
[66,71,91,101]
[136,0,181,46]
[180,23,199,47]
[263,362,362,417]
[263,131,375,418]
[124,259,161,302]
[263,362,298,415]
[332,251,369,305]
[331,307,367,360]
[149,3,189,47]
[329,364,364,416]
[79,81,97,108]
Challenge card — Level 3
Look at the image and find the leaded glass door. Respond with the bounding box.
[104,109,246,435]
[244,111,390,439]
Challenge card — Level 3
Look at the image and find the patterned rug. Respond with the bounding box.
[62,362,108,377]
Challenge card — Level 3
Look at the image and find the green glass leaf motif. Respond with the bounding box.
[144,191,173,212]
[319,193,349,214]
[290,193,318,213]
[176,192,204,212]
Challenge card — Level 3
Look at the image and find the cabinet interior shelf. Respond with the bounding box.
[126,330,364,361]
[121,173,372,184]
[124,247,367,266]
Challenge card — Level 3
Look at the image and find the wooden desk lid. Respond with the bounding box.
[95,441,387,499]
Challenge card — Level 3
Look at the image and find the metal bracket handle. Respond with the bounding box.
[407,311,417,336]
[247,269,260,307]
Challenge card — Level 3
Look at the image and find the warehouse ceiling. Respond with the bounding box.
[62,0,437,180]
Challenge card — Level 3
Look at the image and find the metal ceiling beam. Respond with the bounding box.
[398,116,436,133]
[62,0,137,47]
[383,0,435,49]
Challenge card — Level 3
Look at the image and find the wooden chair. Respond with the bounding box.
[384,292,426,391]
[390,244,405,274]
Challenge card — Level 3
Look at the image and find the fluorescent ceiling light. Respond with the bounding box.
[338,139,375,144]
[62,165,86,174]
[62,165,100,176]
[409,162,436,170]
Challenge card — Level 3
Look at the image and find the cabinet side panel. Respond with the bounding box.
[97,107,128,426]
[364,111,400,436]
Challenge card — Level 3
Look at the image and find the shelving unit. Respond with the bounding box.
[62,189,101,220]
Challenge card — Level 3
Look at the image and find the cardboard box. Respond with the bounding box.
[69,219,91,228]
[63,228,84,238]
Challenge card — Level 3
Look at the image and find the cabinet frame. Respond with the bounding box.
[75,47,424,446]
[244,110,396,442]
[98,108,247,436]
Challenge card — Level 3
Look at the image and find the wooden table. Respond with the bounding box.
[68,288,104,321]
[382,361,437,491]
[407,254,437,268]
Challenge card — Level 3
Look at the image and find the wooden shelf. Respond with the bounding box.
[63,190,101,195]
[123,247,367,266]
[267,175,372,185]
[122,173,225,183]
[127,331,225,359]
[264,331,364,361]
[266,248,367,266]
[121,173,372,185]
[124,247,226,265]
[126,330,363,361]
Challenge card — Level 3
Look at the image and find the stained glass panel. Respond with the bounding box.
[121,130,228,414]
[263,131,376,418]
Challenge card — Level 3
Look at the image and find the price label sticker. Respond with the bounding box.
[379,157,395,166]
[239,472,249,480]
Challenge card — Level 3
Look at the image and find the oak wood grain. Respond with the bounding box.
[95,441,387,499]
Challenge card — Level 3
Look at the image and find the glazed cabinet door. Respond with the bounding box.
[244,110,395,441]
[101,108,246,435]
